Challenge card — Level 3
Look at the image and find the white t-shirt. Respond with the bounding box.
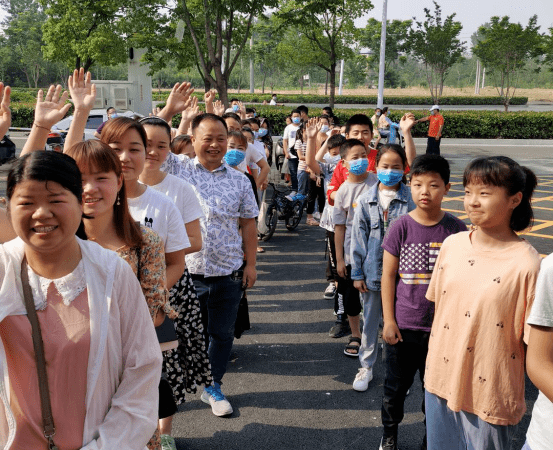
[526,254,553,450]
[127,186,190,253]
[237,143,265,173]
[283,124,299,159]
[270,98,277,105]
[147,174,204,225]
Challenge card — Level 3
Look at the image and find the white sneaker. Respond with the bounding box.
[313,212,321,220]
[352,367,373,392]
[324,282,336,299]
[201,383,233,416]
[285,191,297,201]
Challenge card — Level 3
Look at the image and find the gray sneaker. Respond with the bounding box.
[328,321,351,338]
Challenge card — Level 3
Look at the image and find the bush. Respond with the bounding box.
[10,103,552,139]
[152,91,528,106]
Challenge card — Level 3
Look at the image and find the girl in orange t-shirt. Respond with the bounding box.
[424,156,541,450]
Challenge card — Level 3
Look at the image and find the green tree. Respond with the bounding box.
[276,0,373,107]
[177,0,277,105]
[359,18,411,88]
[409,1,465,103]
[1,0,47,87]
[474,16,543,111]
[39,0,155,71]
[250,15,285,94]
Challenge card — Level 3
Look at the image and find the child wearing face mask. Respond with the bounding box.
[349,144,415,393]
[333,139,378,358]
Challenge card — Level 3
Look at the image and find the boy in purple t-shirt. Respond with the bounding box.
[379,155,466,450]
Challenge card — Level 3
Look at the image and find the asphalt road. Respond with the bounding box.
[170,141,553,450]
[1,136,551,450]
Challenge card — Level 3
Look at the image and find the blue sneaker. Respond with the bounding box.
[201,382,233,416]
[294,194,306,201]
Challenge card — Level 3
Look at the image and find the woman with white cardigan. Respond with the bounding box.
[0,150,161,449]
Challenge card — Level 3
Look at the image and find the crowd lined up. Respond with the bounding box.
[0,70,550,450]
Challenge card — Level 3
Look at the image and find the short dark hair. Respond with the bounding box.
[382,107,389,114]
[376,144,407,169]
[291,109,301,116]
[410,154,450,185]
[339,138,365,160]
[228,130,247,148]
[171,134,192,154]
[247,117,260,127]
[463,156,537,232]
[245,107,256,114]
[230,98,239,103]
[107,106,115,113]
[222,112,241,122]
[319,114,331,122]
[327,134,346,150]
[138,116,172,140]
[191,113,228,135]
[323,106,333,116]
[345,114,373,134]
[297,105,309,115]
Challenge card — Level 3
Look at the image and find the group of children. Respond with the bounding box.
[298,107,550,450]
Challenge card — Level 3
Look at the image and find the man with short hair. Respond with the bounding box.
[93,106,117,138]
[416,105,444,155]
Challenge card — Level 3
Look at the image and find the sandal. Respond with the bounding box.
[306,218,319,226]
[257,247,265,253]
[344,337,361,357]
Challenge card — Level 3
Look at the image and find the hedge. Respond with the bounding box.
[10,103,553,139]
[152,91,528,106]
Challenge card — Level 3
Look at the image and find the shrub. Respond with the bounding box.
[152,92,528,106]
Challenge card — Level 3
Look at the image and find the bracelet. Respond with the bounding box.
[33,123,50,132]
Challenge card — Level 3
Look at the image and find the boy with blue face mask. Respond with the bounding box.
[333,139,378,358]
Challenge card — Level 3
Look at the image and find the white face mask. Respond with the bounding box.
[320,125,330,133]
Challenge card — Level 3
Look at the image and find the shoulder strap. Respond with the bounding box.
[20,258,59,450]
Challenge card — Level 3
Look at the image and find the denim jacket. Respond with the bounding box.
[350,182,415,290]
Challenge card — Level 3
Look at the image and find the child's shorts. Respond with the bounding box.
[336,265,362,317]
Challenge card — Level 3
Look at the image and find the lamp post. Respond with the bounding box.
[376,0,388,109]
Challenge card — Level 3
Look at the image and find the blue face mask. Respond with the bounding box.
[223,149,245,166]
[232,104,239,112]
[348,158,368,175]
[110,113,118,119]
[258,128,268,137]
[292,117,301,125]
[253,131,260,140]
[377,168,404,187]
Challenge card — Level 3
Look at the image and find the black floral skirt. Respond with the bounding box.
[163,268,212,405]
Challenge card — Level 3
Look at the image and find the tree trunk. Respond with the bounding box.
[83,58,93,73]
[216,79,229,107]
[262,72,267,94]
[325,72,328,95]
[329,63,337,108]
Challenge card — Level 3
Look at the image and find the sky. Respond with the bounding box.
[355,0,553,48]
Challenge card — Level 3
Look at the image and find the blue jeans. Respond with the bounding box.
[192,274,243,385]
[297,169,309,196]
[288,157,299,191]
[359,289,382,370]
[425,390,516,450]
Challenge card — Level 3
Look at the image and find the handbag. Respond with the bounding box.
[135,247,178,351]
[257,190,269,236]
[21,258,59,450]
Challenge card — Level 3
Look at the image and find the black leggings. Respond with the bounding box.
[306,178,325,215]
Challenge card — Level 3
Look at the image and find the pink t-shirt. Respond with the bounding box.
[0,285,90,450]
[425,231,541,426]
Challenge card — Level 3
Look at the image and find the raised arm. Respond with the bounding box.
[305,117,321,176]
[176,96,199,137]
[399,113,417,168]
[64,68,97,152]
[0,83,11,139]
[20,85,71,156]
[157,82,194,123]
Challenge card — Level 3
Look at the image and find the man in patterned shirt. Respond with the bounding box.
[159,94,259,417]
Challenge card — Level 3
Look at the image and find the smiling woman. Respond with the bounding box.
[0,151,161,449]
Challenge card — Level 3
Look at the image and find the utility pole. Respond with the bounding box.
[249,35,254,93]
[481,68,486,89]
[377,0,388,109]
[338,60,345,96]
[475,59,480,95]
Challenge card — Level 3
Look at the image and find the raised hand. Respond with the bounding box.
[213,99,225,116]
[399,113,416,133]
[305,117,321,140]
[68,68,96,112]
[0,83,11,139]
[181,96,199,123]
[204,89,216,104]
[34,84,71,130]
[159,82,194,121]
